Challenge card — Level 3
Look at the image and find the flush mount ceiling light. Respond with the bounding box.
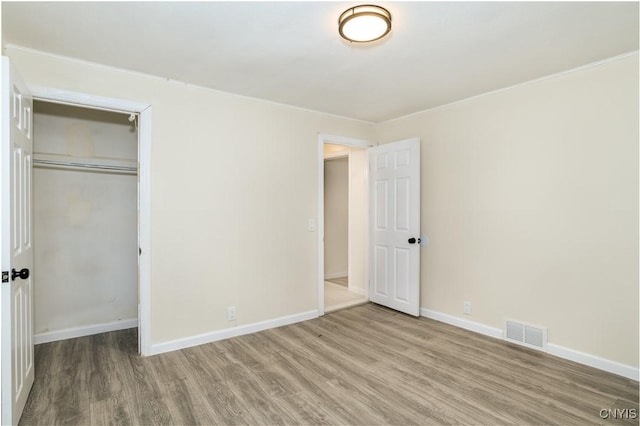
[338,4,391,43]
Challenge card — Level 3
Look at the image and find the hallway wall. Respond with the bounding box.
[324,157,348,278]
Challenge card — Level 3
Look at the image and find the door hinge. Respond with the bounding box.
[2,271,8,283]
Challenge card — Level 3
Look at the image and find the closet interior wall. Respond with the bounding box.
[33,101,138,337]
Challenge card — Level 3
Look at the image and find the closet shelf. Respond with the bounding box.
[33,153,137,174]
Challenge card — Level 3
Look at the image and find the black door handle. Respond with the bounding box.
[408,237,421,244]
[11,268,29,281]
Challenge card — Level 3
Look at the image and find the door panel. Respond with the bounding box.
[395,248,410,301]
[375,181,388,229]
[396,177,410,231]
[2,56,34,426]
[369,138,420,316]
[374,245,388,295]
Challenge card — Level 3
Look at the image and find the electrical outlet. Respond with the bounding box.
[463,301,471,315]
[227,306,236,321]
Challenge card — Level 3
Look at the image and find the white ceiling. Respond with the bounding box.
[2,2,638,123]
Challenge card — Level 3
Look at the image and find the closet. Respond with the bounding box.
[32,101,138,341]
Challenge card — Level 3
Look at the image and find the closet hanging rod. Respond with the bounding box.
[33,159,137,173]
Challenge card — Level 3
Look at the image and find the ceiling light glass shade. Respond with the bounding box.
[339,5,391,43]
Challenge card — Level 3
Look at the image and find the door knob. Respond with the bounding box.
[408,237,421,244]
[11,268,29,281]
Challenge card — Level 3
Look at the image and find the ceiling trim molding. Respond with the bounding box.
[5,44,637,126]
[3,44,376,125]
[379,49,640,125]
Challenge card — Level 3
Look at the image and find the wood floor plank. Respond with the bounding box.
[89,331,128,403]
[228,331,353,425]
[50,335,92,425]
[179,345,258,424]
[19,304,640,426]
[237,330,372,424]
[20,343,52,424]
[90,397,133,426]
[289,320,460,424]
[122,341,175,425]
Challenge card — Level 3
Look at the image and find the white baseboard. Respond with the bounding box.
[420,307,639,381]
[149,310,318,356]
[420,308,503,339]
[348,285,367,296]
[35,318,138,345]
[547,344,639,381]
[324,272,348,280]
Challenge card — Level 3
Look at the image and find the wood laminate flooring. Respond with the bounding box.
[20,304,639,426]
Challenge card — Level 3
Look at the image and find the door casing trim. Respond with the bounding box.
[30,86,152,356]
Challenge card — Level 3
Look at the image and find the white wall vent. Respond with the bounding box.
[504,319,547,351]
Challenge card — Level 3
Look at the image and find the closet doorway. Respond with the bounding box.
[32,99,140,351]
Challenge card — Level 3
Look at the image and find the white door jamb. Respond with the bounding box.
[29,86,152,356]
[317,133,375,316]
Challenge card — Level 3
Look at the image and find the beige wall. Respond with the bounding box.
[324,143,349,157]
[6,45,637,369]
[348,148,368,293]
[324,157,349,277]
[376,54,639,367]
[33,102,138,334]
[5,46,375,345]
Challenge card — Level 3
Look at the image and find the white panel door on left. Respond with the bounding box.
[1,56,34,426]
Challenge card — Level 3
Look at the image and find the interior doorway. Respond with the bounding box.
[25,86,152,355]
[317,134,375,315]
[32,100,140,348]
[323,145,365,312]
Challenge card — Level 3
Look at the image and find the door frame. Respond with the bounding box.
[317,133,375,316]
[29,86,152,356]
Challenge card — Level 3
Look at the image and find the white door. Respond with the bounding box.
[1,57,34,425]
[369,138,420,316]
